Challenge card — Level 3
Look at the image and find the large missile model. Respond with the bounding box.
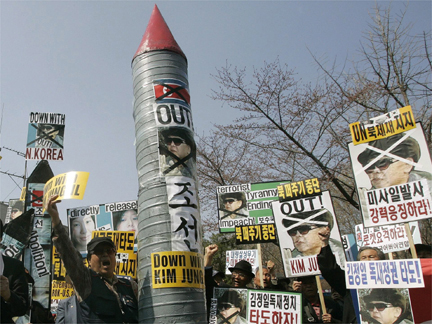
[132,5,206,323]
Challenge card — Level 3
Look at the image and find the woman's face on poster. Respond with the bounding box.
[116,210,138,234]
[71,215,95,249]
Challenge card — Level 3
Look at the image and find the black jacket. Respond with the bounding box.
[317,245,358,324]
[1,255,30,324]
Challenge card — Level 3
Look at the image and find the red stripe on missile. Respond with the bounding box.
[133,5,186,61]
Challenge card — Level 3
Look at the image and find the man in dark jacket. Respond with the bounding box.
[293,276,343,323]
[0,220,30,324]
[47,195,138,324]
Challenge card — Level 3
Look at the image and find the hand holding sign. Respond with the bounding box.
[43,171,89,212]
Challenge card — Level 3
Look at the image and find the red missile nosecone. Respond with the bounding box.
[133,5,186,61]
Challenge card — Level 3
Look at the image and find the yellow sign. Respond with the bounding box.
[277,178,320,202]
[51,280,74,300]
[20,187,26,201]
[235,224,277,244]
[43,171,89,211]
[350,106,416,145]
[151,251,204,289]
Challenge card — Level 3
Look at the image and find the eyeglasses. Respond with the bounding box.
[93,246,116,256]
[288,225,319,237]
[11,209,20,213]
[366,303,394,312]
[231,270,247,279]
[218,302,236,312]
[365,158,398,174]
[165,137,185,146]
[40,125,55,132]
[223,198,239,204]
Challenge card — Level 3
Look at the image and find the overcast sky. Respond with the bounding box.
[1,1,430,223]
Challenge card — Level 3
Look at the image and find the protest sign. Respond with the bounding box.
[50,246,74,313]
[210,288,248,324]
[166,177,201,253]
[26,112,65,160]
[209,288,302,324]
[346,259,424,289]
[43,171,89,211]
[67,200,138,255]
[235,224,277,244]
[348,122,432,227]
[23,161,54,309]
[357,288,414,324]
[4,199,24,223]
[355,222,421,254]
[151,251,204,288]
[0,209,34,258]
[342,234,358,262]
[349,105,416,145]
[92,231,137,279]
[217,181,288,233]
[272,191,346,277]
[225,249,259,275]
[277,178,320,202]
[364,180,432,226]
[248,290,302,324]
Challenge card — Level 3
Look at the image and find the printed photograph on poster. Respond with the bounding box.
[113,209,138,234]
[26,112,65,161]
[357,288,414,324]
[219,191,250,220]
[5,199,25,223]
[158,126,196,178]
[212,288,248,324]
[272,191,346,277]
[348,124,432,227]
[217,181,286,233]
[68,213,96,253]
[67,200,138,255]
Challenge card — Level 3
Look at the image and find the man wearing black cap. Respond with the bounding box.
[228,260,254,288]
[46,195,138,324]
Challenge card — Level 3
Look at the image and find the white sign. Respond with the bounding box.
[346,259,424,289]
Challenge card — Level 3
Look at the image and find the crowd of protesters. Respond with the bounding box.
[1,196,431,324]
[205,242,432,324]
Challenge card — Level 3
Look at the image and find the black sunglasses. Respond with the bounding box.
[165,137,185,146]
[366,302,394,312]
[288,225,319,237]
[365,158,398,174]
[223,198,238,204]
[218,302,236,311]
